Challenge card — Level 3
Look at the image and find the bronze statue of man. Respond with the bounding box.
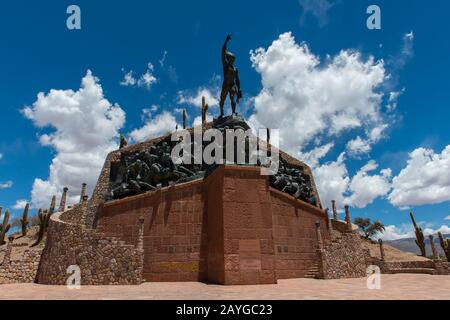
[219,34,242,117]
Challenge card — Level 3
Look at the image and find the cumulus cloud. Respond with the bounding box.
[381,223,450,241]
[346,124,388,157]
[120,63,157,90]
[380,224,414,241]
[193,114,214,127]
[12,199,28,210]
[23,70,125,209]
[248,32,387,158]
[445,216,450,221]
[313,153,392,209]
[129,111,178,143]
[177,87,219,108]
[0,181,13,190]
[346,161,392,208]
[298,0,336,27]
[389,145,450,208]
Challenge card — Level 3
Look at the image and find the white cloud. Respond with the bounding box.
[423,225,450,236]
[298,143,334,168]
[159,50,168,67]
[248,32,387,158]
[298,0,336,27]
[0,181,13,189]
[193,114,213,127]
[129,111,178,143]
[389,145,450,208]
[445,216,450,221]
[313,153,391,209]
[346,161,392,208]
[387,89,405,112]
[12,199,28,210]
[23,70,125,209]
[120,63,157,90]
[381,224,414,241]
[120,70,137,86]
[177,87,219,108]
[137,63,157,89]
[346,137,371,156]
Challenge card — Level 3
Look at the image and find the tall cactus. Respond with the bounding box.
[20,203,30,237]
[410,212,426,257]
[49,195,56,215]
[438,232,450,262]
[31,209,49,247]
[0,209,11,245]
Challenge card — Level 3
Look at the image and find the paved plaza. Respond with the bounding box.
[0,274,449,300]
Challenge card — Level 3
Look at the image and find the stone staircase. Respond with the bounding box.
[304,263,320,279]
[388,267,435,275]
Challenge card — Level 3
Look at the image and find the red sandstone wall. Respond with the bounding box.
[97,166,329,285]
[270,189,330,279]
[219,167,276,285]
[97,180,208,282]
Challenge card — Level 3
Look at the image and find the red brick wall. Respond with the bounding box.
[97,180,208,282]
[220,167,276,285]
[270,189,330,279]
[97,166,329,284]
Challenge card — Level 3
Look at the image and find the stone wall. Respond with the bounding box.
[97,179,208,282]
[37,212,143,285]
[318,233,369,279]
[96,165,330,285]
[271,188,330,280]
[0,242,43,284]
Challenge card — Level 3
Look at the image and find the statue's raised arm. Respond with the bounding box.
[222,34,232,68]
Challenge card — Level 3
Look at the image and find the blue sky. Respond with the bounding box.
[1,0,450,239]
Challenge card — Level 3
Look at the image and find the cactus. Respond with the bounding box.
[49,195,56,215]
[31,209,49,247]
[410,212,426,257]
[0,209,11,245]
[20,203,30,237]
[438,232,450,262]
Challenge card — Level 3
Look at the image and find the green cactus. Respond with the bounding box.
[0,209,11,245]
[31,209,49,247]
[438,232,450,262]
[410,212,426,257]
[49,195,56,215]
[20,203,30,237]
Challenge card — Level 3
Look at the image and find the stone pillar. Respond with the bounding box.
[344,205,352,232]
[183,109,187,129]
[79,183,87,203]
[378,239,386,261]
[332,200,338,220]
[325,209,333,231]
[58,187,69,212]
[136,216,145,251]
[315,221,324,250]
[429,235,439,260]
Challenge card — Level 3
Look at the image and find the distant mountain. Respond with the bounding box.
[386,234,450,257]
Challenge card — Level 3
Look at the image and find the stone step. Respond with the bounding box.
[389,268,435,275]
